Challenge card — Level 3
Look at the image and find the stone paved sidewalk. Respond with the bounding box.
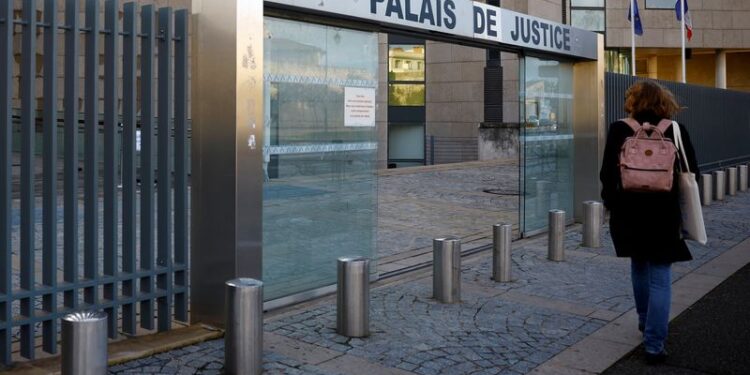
[110,192,750,375]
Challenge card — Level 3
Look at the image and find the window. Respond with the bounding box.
[571,9,605,32]
[388,84,426,106]
[570,0,605,33]
[571,0,603,6]
[388,44,426,107]
[388,39,426,167]
[647,0,677,9]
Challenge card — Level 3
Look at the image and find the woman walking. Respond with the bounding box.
[600,80,699,364]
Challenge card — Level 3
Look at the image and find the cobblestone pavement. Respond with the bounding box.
[111,192,750,374]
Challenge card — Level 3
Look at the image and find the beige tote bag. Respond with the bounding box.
[672,121,708,245]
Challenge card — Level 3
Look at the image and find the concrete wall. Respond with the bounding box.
[425,42,486,139]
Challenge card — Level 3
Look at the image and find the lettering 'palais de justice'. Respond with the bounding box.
[510,16,571,51]
[371,0,458,29]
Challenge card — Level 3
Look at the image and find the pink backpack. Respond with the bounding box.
[619,118,677,193]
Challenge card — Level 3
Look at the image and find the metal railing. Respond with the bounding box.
[606,72,750,171]
[426,136,479,165]
[0,0,189,365]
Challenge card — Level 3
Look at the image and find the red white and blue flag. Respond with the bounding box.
[675,0,693,41]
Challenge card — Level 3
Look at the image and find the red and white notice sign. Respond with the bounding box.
[344,87,376,127]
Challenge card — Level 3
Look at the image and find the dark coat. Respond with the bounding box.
[600,114,700,263]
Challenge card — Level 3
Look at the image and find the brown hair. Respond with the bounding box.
[624,80,681,119]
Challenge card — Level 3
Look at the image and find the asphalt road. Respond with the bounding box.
[603,263,750,375]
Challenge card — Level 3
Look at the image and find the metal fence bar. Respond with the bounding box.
[42,0,59,355]
[19,0,38,359]
[174,9,189,323]
[0,0,13,365]
[84,0,101,307]
[63,0,80,312]
[140,5,156,330]
[0,0,188,362]
[157,6,174,332]
[122,1,138,336]
[103,0,120,339]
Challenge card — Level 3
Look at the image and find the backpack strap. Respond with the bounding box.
[655,119,673,135]
[619,118,641,133]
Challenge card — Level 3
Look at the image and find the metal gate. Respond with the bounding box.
[606,72,750,170]
[0,0,189,364]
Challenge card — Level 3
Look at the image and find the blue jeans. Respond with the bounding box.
[631,260,672,354]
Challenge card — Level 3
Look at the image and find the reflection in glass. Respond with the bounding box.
[389,84,426,106]
[521,57,574,234]
[646,0,677,9]
[389,45,425,81]
[571,0,604,6]
[263,17,378,301]
[571,9,605,32]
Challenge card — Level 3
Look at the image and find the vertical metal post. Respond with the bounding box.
[0,0,13,365]
[715,170,725,201]
[103,0,120,339]
[548,210,565,262]
[157,6,174,333]
[61,312,108,375]
[191,0,265,326]
[140,4,156,330]
[63,0,81,312]
[727,167,737,196]
[701,173,712,206]
[84,0,100,307]
[582,201,602,248]
[740,165,748,192]
[433,237,461,303]
[20,0,38,359]
[122,2,138,336]
[42,0,59,354]
[225,279,263,375]
[492,224,512,282]
[337,257,370,338]
[174,9,189,323]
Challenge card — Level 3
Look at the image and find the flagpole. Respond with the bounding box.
[631,0,636,76]
[681,0,686,83]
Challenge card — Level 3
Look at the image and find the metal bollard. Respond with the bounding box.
[492,223,513,283]
[548,210,565,262]
[582,201,603,248]
[715,170,725,201]
[61,311,108,375]
[433,236,461,303]
[728,167,738,196]
[225,278,263,375]
[740,165,749,192]
[337,257,370,338]
[701,173,713,206]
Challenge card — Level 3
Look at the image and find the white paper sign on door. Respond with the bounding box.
[344,87,376,127]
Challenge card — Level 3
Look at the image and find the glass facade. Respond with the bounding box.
[521,57,575,235]
[263,17,379,300]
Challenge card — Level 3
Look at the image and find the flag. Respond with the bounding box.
[675,0,693,41]
[628,0,644,36]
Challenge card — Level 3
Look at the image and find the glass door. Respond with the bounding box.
[521,56,575,235]
[263,17,379,300]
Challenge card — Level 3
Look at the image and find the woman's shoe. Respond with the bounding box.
[645,349,668,365]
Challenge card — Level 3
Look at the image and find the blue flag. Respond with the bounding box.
[628,0,644,36]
